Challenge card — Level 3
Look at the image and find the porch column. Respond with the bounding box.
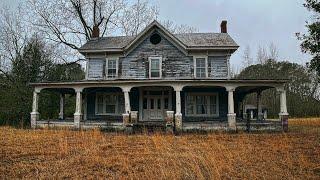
[59,93,65,120]
[30,88,42,129]
[74,87,83,128]
[121,86,132,126]
[226,86,236,130]
[173,85,183,132]
[278,87,289,132]
[256,91,263,121]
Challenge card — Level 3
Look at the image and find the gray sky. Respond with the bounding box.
[2,0,311,70]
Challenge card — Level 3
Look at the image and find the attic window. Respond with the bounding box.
[150,33,161,45]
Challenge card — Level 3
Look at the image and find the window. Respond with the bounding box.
[185,93,219,116]
[95,93,124,115]
[97,94,104,114]
[106,58,118,78]
[194,57,207,78]
[149,57,162,78]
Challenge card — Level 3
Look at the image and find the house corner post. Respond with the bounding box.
[59,93,65,120]
[121,86,132,127]
[74,87,83,129]
[277,87,289,132]
[30,88,42,129]
[173,85,183,133]
[226,86,236,131]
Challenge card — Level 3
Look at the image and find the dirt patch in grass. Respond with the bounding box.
[0,118,320,179]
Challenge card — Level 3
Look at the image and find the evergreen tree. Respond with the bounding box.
[298,0,320,77]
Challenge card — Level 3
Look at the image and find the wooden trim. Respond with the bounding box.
[148,56,162,79]
[105,56,119,79]
[193,56,208,78]
[124,21,188,56]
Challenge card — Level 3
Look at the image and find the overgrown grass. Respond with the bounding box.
[0,118,319,179]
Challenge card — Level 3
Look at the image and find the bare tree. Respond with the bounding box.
[0,7,28,80]
[256,45,268,64]
[268,42,279,61]
[161,20,198,34]
[118,0,159,36]
[27,0,126,50]
[242,45,253,68]
[25,0,161,63]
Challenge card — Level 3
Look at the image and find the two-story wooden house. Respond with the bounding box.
[30,20,289,132]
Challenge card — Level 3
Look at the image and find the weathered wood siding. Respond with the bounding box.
[120,31,194,79]
[86,32,229,79]
[87,59,105,79]
[208,56,228,78]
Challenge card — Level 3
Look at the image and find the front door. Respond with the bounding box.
[147,96,162,120]
[141,89,172,121]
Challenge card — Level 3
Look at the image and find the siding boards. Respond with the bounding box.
[208,56,228,78]
[120,32,194,79]
[87,59,105,79]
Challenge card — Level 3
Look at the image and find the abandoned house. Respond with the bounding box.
[30,20,289,132]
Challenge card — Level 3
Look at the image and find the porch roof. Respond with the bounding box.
[30,79,288,90]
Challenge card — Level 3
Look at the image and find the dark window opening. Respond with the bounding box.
[150,33,161,45]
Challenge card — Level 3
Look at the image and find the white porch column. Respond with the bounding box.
[121,86,132,126]
[173,85,183,131]
[74,87,83,128]
[59,93,65,120]
[279,90,288,115]
[257,91,263,120]
[277,87,289,132]
[226,86,236,130]
[30,88,42,129]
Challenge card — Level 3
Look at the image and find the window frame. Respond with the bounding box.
[105,57,119,79]
[193,56,208,78]
[148,56,162,79]
[184,92,219,117]
[95,92,124,115]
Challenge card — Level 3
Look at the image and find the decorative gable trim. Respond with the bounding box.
[123,20,188,56]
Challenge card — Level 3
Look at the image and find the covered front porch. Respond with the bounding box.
[30,79,289,132]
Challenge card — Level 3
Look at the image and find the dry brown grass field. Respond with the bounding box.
[1,118,320,179]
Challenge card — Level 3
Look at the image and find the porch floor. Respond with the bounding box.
[36,119,283,132]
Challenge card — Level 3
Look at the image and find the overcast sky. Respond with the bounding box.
[2,0,311,70]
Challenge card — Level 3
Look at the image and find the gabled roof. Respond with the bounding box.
[79,20,239,53]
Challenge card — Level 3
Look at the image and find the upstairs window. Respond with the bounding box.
[194,57,207,78]
[106,58,118,78]
[149,57,162,78]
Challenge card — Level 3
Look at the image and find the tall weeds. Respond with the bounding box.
[0,118,319,179]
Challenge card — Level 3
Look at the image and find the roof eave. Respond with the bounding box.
[78,48,124,53]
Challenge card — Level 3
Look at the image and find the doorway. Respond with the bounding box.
[139,87,172,121]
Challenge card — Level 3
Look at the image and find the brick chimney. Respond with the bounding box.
[220,20,227,33]
[92,25,100,38]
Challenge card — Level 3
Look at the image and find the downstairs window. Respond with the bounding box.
[96,93,125,115]
[185,93,219,116]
